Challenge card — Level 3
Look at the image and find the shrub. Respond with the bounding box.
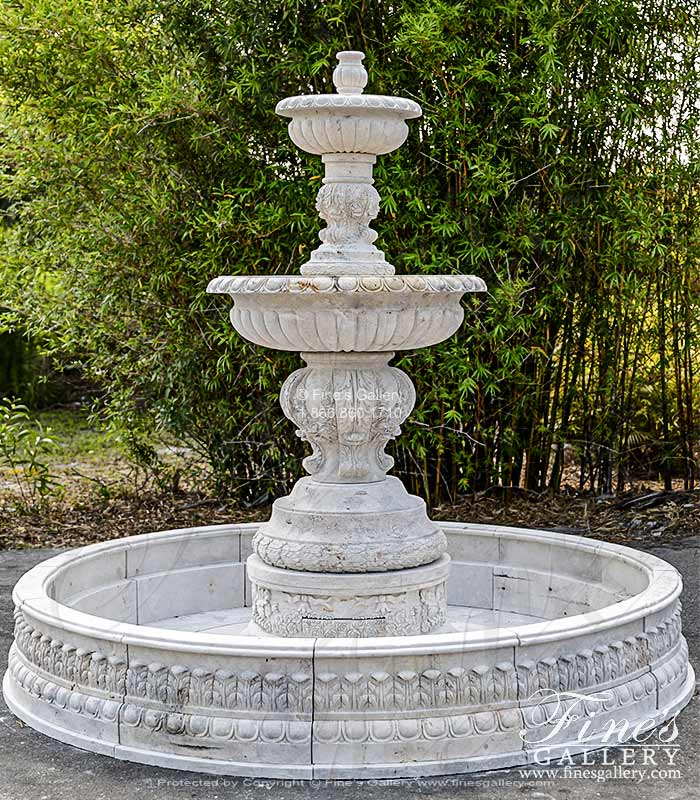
[0,397,61,510]
[0,0,698,502]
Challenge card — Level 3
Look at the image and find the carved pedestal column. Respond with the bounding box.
[249,349,449,637]
[282,352,413,484]
[253,352,446,574]
[208,51,488,637]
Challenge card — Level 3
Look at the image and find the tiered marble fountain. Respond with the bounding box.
[4,52,693,778]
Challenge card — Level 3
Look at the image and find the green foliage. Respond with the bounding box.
[0,0,698,502]
[0,397,62,510]
[0,310,57,406]
[0,321,33,398]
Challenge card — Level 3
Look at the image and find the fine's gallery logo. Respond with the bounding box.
[521,688,680,762]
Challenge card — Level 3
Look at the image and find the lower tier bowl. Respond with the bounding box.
[3,522,693,778]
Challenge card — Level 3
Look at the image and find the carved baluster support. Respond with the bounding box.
[280,353,415,484]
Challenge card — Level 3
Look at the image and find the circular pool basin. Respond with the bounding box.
[3,522,693,778]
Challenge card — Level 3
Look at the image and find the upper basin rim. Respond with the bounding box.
[275,94,422,118]
[207,274,487,295]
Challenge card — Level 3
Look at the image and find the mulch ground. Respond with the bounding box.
[438,486,700,547]
[0,493,266,550]
[1,485,697,551]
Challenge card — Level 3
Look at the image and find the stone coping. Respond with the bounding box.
[12,522,681,657]
[6,521,691,779]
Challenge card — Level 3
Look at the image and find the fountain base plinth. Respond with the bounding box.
[252,476,446,572]
[247,553,449,637]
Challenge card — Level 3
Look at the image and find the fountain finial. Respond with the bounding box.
[332,50,367,95]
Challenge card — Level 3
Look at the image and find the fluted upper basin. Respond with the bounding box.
[207,274,486,352]
[276,94,422,156]
[275,51,421,157]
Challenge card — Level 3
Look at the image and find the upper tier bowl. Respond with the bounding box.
[207,274,486,352]
[275,94,422,156]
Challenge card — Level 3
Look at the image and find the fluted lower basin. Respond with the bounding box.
[3,522,693,778]
[206,274,486,351]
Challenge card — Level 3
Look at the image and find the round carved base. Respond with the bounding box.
[247,554,449,637]
[253,476,446,572]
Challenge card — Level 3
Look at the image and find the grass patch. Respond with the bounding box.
[36,408,128,464]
